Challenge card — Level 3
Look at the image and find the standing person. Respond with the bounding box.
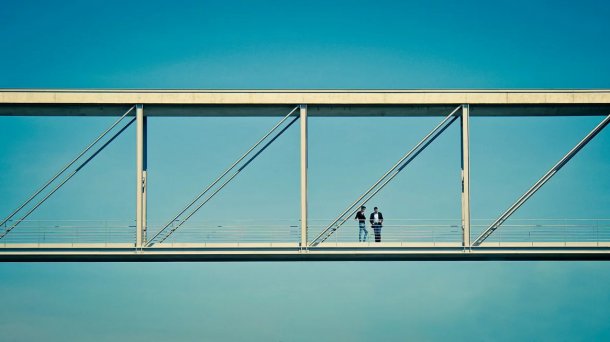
[354,206,368,242]
[369,207,384,242]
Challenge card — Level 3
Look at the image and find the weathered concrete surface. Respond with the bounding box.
[1,89,609,116]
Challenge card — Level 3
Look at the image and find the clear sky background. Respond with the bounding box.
[1,0,610,341]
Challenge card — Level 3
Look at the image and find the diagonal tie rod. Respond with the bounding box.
[310,105,462,246]
[147,106,300,246]
[472,112,610,246]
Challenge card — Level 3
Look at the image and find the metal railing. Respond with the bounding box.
[309,219,462,244]
[470,219,610,245]
[0,220,136,244]
[150,219,301,244]
[0,218,609,246]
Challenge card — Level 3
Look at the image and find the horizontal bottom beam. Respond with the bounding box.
[2,104,610,117]
[1,246,610,262]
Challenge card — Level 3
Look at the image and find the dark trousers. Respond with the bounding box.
[373,224,382,242]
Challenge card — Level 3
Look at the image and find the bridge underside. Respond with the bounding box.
[2,104,610,117]
[1,243,610,261]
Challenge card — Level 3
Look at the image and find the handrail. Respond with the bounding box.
[1,218,609,245]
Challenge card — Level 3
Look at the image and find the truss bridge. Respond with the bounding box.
[1,89,610,261]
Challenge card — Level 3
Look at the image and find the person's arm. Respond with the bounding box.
[379,212,384,224]
[369,213,374,225]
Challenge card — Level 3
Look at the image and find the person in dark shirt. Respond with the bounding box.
[354,206,368,242]
[369,207,384,242]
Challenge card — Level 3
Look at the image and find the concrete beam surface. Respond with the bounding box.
[1,89,609,117]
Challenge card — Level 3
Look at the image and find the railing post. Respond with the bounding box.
[136,104,147,248]
[461,104,471,247]
[300,104,308,248]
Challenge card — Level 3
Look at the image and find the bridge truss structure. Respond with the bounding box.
[1,89,610,261]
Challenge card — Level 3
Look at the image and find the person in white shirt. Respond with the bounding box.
[369,207,384,242]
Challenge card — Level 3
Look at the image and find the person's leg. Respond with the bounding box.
[363,224,368,242]
[374,226,381,242]
[358,222,365,242]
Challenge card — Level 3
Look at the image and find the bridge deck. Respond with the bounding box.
[1,243,610,261]
[2,218,610,261]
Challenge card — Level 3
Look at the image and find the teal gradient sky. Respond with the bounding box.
[1,1,610,341]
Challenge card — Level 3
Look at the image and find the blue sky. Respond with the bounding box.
[1,0,610,341]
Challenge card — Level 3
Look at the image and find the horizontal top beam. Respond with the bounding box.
[3,89,610,104]
[1,89,610,116]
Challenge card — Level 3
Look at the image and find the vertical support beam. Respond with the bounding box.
[460,104,471,247]
[300,104,308,248]
[136,104,147,248]
[142,112,148,244]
